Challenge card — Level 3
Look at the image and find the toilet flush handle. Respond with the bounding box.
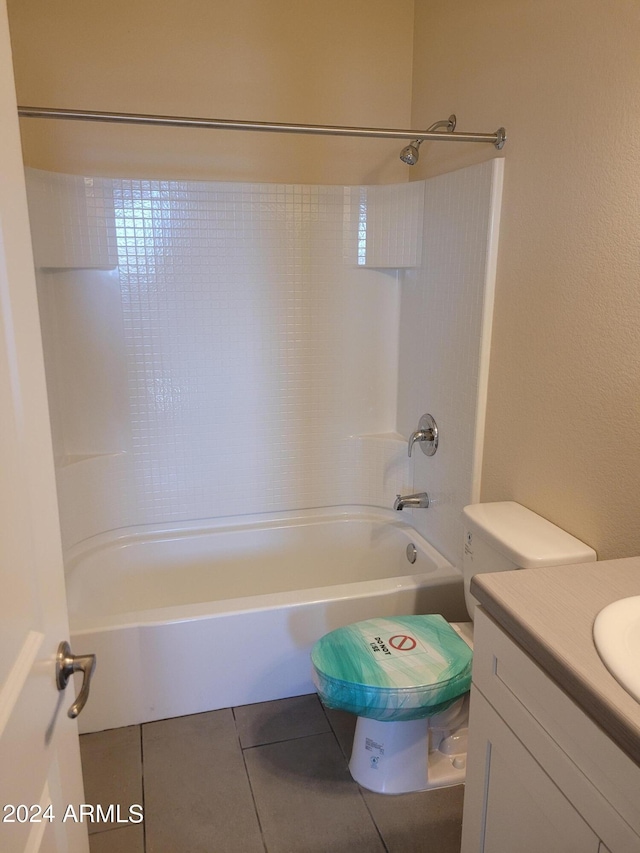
[408,414,439,457]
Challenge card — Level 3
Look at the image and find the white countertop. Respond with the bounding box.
[471,556,640,766]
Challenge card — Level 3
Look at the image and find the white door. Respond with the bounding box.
[0,3,89,851]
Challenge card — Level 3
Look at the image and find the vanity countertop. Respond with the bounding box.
[471,556,640,766]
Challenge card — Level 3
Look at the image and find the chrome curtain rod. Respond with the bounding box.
[17,106,507,148]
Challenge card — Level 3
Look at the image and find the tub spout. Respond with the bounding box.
[394,492,430,511]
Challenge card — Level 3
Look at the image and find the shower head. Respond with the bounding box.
[399,140,422,166]
[399,115,456,165]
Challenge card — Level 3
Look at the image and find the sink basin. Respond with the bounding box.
[593,595,640,703]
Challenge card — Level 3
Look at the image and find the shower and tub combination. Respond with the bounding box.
[20,105,505,733]
[65,508,465,731]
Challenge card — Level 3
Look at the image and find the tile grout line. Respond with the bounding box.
[318,702,391,853]
[87,824,133,837]
[140,723,147,853]
[240,727,333,752]
[318,701,350,761]
[232,706,269,853]
[356,785,391,853]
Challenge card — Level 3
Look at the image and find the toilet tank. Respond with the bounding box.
[462,501,596,618]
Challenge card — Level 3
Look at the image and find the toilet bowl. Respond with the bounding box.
[312,614,473,794]
[311,502,596,795]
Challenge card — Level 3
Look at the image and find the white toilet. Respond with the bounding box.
[311,501,596,795]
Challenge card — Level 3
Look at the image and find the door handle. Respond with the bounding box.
[56,641,96,719]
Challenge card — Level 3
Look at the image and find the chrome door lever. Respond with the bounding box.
[56,641,96,719]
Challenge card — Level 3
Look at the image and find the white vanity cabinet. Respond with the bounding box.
[461,609,640,853]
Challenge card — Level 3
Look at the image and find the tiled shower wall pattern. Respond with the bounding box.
[357,181,425,268]
[28,172,422,550]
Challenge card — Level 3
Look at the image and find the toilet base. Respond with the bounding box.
[348,695,469,795]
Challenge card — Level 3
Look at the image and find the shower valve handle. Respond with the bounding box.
[56,641,96,719]
[408,414,439,457]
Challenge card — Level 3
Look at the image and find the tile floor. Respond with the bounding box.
[80,694,464,853]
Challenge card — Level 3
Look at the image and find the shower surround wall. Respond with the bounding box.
[29,173,408,549]
[399,160,503,567]
[27,161,501,567]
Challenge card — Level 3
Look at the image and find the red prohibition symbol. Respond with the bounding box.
[389,634,417,651]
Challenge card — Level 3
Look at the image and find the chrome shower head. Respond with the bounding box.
[399,115,457,165]
[399,140,422,166]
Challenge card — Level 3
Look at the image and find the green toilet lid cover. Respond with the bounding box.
[311,614,472,721]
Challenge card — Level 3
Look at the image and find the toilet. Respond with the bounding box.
[311,501,596,795]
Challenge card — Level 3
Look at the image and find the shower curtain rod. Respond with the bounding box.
[16,106,507,148]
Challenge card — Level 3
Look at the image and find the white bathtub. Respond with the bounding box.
[65,507,467,733]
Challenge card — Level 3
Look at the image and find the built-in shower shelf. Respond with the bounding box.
[56,451,126,469]
[353,432,407,443]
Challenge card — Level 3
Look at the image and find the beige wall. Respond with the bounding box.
[7,0,414,184]
[10,0,640,559]
[412,0,640,559]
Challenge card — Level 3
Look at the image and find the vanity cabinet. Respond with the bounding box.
[461,609,640,853]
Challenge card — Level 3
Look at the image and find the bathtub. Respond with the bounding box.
[65,507,468,733]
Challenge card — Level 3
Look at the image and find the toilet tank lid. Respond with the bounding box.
[462,501,597,568]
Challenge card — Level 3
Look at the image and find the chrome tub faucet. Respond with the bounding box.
[394,492,430,511]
